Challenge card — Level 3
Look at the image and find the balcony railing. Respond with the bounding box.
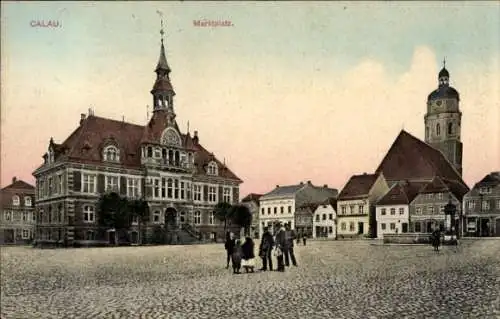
[141,158,193,171]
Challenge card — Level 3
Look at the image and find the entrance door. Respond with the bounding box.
[4,229,14,243]
[480,218,490,237]
[108,231,116,245]
[131,231,139,244]
[402,223,408,233]
[165,208,177,230]
[358,222,364,235]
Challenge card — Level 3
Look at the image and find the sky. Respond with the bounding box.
[1,1,499,198]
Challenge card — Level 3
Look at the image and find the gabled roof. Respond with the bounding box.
[377,182,421,206]
[241,193,263,203]
[418,176,469,201]
[192,143,242,182]
[338,173,379,200]
[297,202,320,211]
[261,184,306,199]
[473,172,500,189]
[2,179,35,191]
[375,130,467,187]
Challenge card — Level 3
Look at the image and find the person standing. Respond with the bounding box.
[283,224,298,267]
[274,223,286,272]
[259,227,274,271]
[302,233,307,246]
[225,232,236,268]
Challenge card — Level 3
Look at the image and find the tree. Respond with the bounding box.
[214,202,233,234]
[97,192,131,244]
[128,198,150,244]
[230,204,252,236]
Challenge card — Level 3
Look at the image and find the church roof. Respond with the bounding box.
[34,114,242,182]
[338,173,380,200]
[427,86,460,101]
[375,130,467,188]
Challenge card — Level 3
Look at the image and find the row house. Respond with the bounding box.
[259,181,338,235]
[463,172,500,237]
[312,198,337,239]
[0,177,35,244]
[241,193,263,238]
[32,30,242,246]
[337,173,389,238]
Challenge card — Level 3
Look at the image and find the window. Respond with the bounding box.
[127,179,140,198]
[467,200,475,209]
[194,211,201,224]
[479,187,492,194]
[24,197,32,207]
[416,207,422,215]
[349,205,355,214]
[328,226,333,233]
[288,206,292,213]
[349,222,355,231]
[482,201,490,210]
[208,186,217,202]
[12,195,20,206]
[57,175,63,194]
[497,200,500,209]
[358,205,364,214]
[341,205,346,215]
[103,145,120,162]
[267,207,271,215]
[322,214,326,221]
[85,230,95,241]
[22,229,30,239]
[58,206,63,223]
[399,208,404,215]
[341,222,346,230]
[4,211,12,221]
[425,126,429,139]
[437,193,443,200]
[83,206,95,223]
[22,211,28,222]
[223,187,231,203]
[447,123,453,135]
[315,215,320,222]
[427,194,433,199]
[39,209,44,223]
[274,207,277,214]
[48,177,53,195]
[105,176,119,192]
[82,174,96,193]
[132,215,139,225]
[154,179,160,198]
[180,211,186,223]
[38,180,45,198]
[209,211,215,225]
[168,179,174,198]
[280,206,284,214]
[390,223,396,230]
[207,162,218,176]
[174,180,179,199]
[154,148,161,158]
[415,222,421,233]
[436,123,441,136]
[381,208,386,215]
[153,211,161,223]
[381,223,386,230]
[390,208,396,215]
[428,206,434,214]
[193,184,202,201]
[186,182,191,200]
[440,205,445,213]
[261,208,265,215]
[329,214,333,220]
[180,182,185,199]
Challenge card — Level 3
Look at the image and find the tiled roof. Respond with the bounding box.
[375,130,466,187]
[297,202,320,211]
[261,184,306,199]
[419,176,469,201]
[338,173,379,200]
[37,114,242,182]
[376,182,421,206]
[474,172,500,188]
[241,193,263,203]
[2,179,35,191]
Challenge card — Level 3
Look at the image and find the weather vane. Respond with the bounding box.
[157,10,164,43]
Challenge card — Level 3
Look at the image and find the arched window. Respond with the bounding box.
[147,147,153,157]
[436,123,441,136]
[24,196,32,207]
[207,162,218,176]
[12,195,20,206]
[447,122,453,135]
[103,145,120,162]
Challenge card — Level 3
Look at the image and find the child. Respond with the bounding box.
[241,237,256,273]
[231,239,242,274]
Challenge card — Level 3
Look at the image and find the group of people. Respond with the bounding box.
[224,222,298,274]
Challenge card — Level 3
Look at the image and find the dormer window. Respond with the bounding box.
[103,145,120,162]
[48,149,55,164]
[12,195,20,206]
[207,162,218,176]
[24,196,32,207]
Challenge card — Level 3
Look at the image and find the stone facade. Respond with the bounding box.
[0,177,35,245]
[463,172,500,237]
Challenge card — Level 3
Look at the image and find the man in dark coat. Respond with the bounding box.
[225,232,236,268]
[274,223,286,272]
[283,223,298,267]
[259,227,274,271]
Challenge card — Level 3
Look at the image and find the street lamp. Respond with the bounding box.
[444,198,457,244]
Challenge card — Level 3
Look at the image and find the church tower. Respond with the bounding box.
[424,60,463,175]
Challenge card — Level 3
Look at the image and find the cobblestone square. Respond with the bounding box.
[1,240,499,319]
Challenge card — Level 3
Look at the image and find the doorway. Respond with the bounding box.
[480,218,490,237]
[358,222,364,235]
[165,208,177,230]
[108,230,116,245]
[402,223,408,233]
[131,231,139,244]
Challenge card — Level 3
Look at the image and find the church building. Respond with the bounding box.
[32,25,242,246]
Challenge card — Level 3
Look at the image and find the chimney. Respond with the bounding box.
[300,182,304,185]
[323,184,328,188]
[307,180,312,185]
[276,185,280,188]
[363,172,367,175]
[80,113,86,125]
[193,131,199,144]
[12,177,17,184]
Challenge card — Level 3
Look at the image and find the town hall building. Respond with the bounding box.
[32,26,242,246]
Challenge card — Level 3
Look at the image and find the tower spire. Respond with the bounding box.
[443,57,446,69]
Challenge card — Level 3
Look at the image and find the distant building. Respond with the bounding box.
[31,28,242,247]
[241,193,262,238]
[463,172,500,237]
[375,181,420,238]
[0,177,35,245]
[337,173,389,238]
[295,203,318,238]
[312,198,337,239]
[259,181,338,235]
